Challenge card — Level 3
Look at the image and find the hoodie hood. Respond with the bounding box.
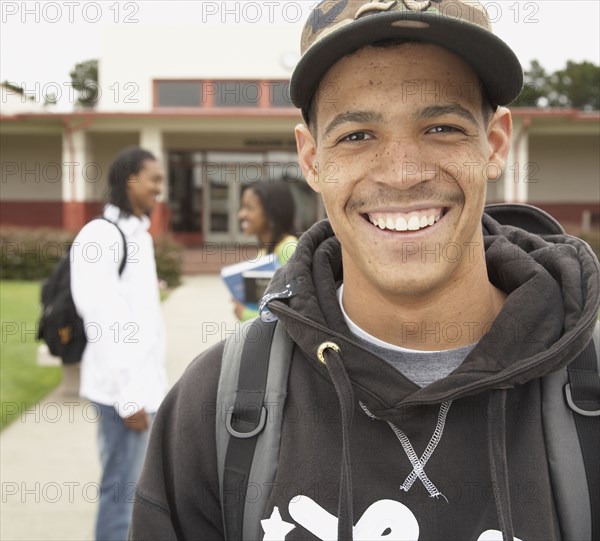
[262,204,600,415]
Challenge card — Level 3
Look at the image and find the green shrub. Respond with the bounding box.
[579,230,600,261]
[154,235,183,288]
[0,227,74,280]
[1,227,183,287]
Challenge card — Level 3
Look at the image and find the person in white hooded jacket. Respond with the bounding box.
[71,146,168,541]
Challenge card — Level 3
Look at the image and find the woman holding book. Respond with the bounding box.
[234,180,298,320]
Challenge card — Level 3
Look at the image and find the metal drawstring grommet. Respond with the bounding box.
[317,342,341,365]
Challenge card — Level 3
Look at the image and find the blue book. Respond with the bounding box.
[221,254,278,308]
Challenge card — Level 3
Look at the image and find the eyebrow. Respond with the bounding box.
[414,104,479,127]
[322,111,384,140]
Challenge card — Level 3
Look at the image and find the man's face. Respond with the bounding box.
[296,43,511,299]
[126,159,164,216]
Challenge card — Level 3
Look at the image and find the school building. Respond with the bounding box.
[1,22,599,245]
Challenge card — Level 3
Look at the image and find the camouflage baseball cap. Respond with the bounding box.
[290,0,523,122]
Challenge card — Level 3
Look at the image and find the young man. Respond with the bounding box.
[71,147,168,541]
[130,2,599,540]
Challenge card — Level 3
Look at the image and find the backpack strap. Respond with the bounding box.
[542,321,599,541]
[97,217,128,276]
[216,318,293,541]
[565,322,600,539]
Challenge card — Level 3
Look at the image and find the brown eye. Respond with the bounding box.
[341,132,372,142]
[427,125,462,134]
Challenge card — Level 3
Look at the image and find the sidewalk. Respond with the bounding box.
[0,275,237,541]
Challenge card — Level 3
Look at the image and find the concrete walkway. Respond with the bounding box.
[0,275,236,541]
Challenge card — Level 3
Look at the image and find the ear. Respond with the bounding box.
[295,123,320,193]
[486,107,512,181]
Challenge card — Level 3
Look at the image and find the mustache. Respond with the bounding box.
[347,186,464,212]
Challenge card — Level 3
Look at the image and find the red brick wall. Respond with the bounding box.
[0,201,64,228]
[529,202,600,230]
[1,201,170,237]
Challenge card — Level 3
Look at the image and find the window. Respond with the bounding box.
[267,82,292,107]
[212,81,261,108]
[154,80,294,109]
[157,82,202,107]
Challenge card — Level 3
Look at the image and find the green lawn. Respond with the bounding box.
[0,281,61,430]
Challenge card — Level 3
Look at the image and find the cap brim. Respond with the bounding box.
[291,11,523,116]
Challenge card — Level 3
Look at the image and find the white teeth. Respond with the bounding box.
[368,212,443,232]
[395,216,408,231]
[407,216,421,231]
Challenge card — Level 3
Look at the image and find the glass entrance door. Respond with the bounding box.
[168,152,203,233]
[171,149,322,245]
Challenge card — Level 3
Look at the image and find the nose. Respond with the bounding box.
[372,139,433,191]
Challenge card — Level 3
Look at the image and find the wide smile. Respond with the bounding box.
[363,207,447,234]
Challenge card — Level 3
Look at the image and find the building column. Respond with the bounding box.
[504,119,517,203]
[504,117,531,204]
[140,127,170,236]
[514,119,530,204]
[61,127,91,232]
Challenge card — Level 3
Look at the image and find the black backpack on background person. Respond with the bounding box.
[36,217,128,365]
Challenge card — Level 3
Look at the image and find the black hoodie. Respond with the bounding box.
[131,205,599,541]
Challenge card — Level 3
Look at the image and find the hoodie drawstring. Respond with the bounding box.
[360,401,452,501]
[317,342,355,541]
[318,341,515,541]
[487,389,515,541]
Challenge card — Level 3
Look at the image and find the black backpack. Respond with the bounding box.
[37,217,127,364]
